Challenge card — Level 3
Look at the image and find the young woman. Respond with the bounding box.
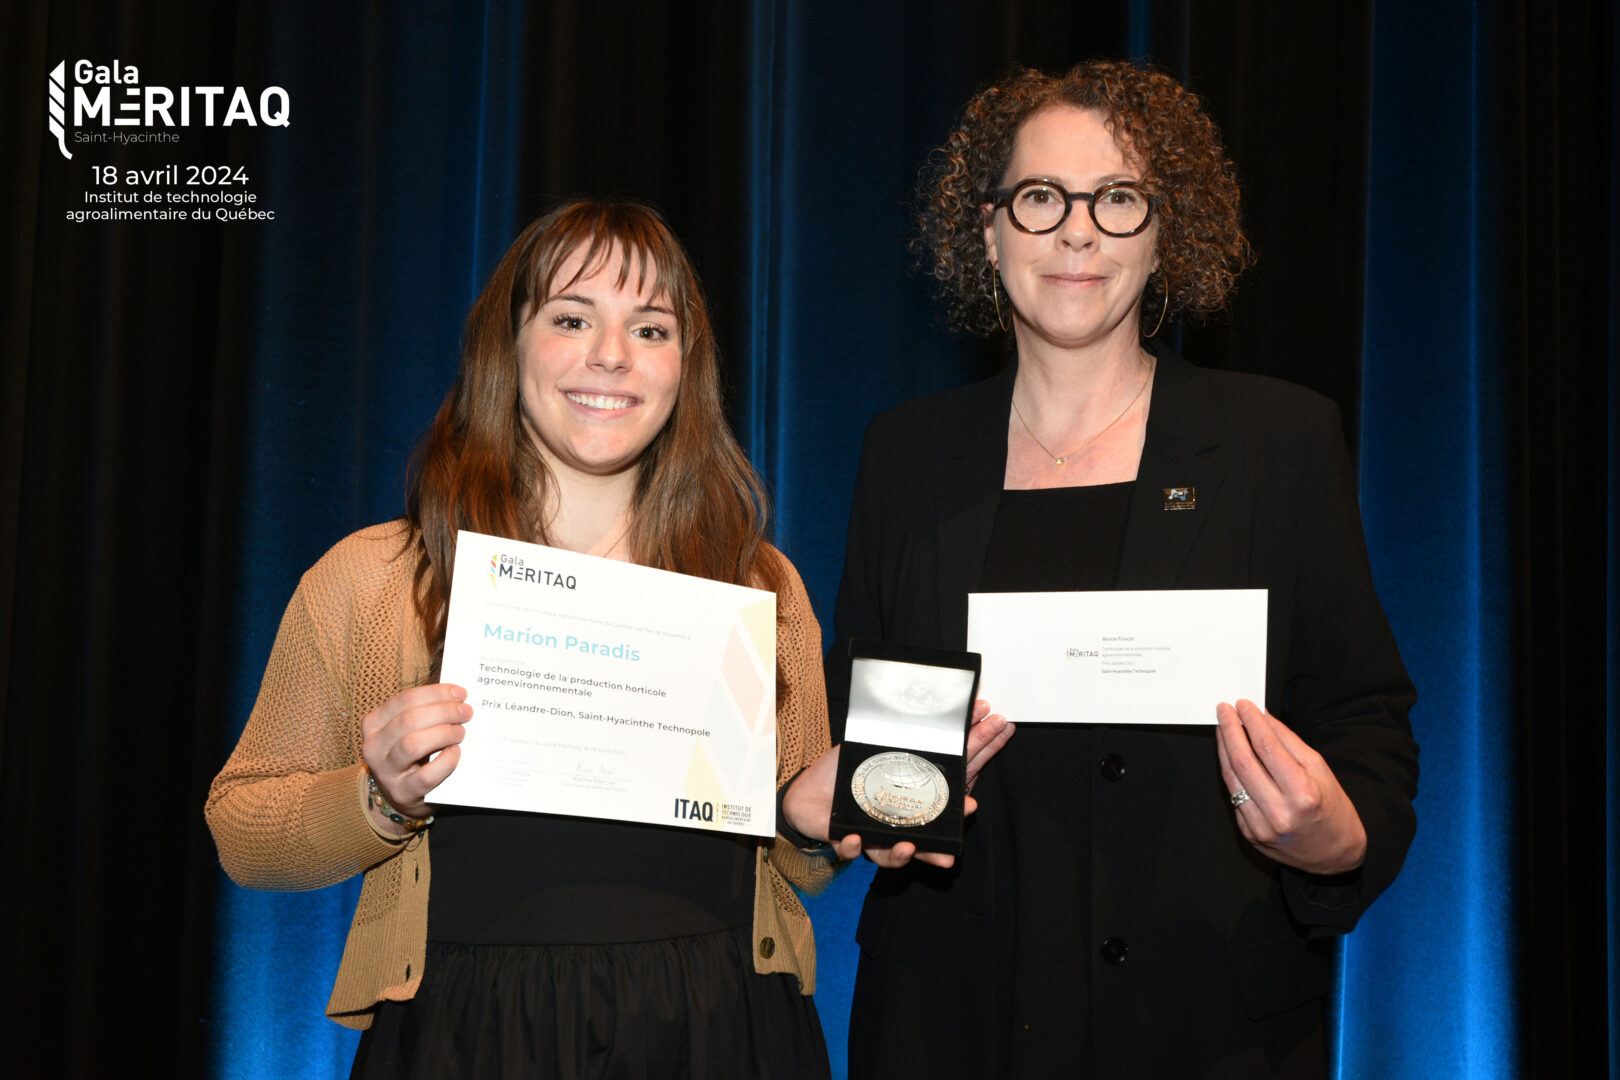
[206,198,1014,1077]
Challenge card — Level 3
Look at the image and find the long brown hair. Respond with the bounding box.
[405,198,782,649]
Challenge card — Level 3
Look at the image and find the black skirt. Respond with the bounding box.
[350,924,829,1080]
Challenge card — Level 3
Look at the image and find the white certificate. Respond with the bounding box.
[430,530,778,837]
[967,590,1267,725]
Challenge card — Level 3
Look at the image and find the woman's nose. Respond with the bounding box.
[589,328,632,372]
[1057,199,1098,246]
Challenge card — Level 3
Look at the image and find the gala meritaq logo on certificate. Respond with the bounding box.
[49,57,291,224]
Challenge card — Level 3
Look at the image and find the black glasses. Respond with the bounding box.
[983,179,1156,237]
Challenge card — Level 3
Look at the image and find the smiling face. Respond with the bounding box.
[983,105,1159,353]
[516,244,683,483]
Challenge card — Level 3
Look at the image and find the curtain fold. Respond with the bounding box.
[1347,3,1616,1076]
[1347,1,1520,1071]
[205,5,528,1075]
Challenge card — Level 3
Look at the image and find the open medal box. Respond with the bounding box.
[829,639,981,855]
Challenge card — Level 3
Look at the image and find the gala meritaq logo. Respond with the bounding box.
[47,58,290,160]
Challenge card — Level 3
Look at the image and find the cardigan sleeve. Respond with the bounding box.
[763,548,840,893]
[1276,396,1420,930]
[204,531,416,890]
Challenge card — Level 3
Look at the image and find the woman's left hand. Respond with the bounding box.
[781,700,1013,871]
[781,745,962,869]
[1215,699,1367,875]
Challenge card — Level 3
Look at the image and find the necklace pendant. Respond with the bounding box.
[1055,457,1066,466]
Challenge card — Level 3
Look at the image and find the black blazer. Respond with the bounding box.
[829,348,1419,1078]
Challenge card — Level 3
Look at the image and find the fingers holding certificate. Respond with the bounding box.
[1215,699,1369,875]
[963,698,1014,793]
[359,682,472,826]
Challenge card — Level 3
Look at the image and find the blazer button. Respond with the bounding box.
[1099,754,1126,782]
[758,937,776,959]
[1100,937,1129,965]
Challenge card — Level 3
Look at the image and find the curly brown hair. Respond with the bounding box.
[913,60,1254,336]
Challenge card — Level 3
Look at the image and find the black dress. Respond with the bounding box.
[976,481,1133,1078]
[350,810,829,1079]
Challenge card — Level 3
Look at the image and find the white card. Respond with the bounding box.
[967,589,1267,725]
[431,530,778,836]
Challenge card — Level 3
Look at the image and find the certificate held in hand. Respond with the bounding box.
[967,589,1267,725]
[430,530,778,837]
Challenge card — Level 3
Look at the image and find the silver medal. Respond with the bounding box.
[850,751,949,828]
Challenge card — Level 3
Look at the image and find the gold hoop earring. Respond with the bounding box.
[1144,275,1169,339]
[991,267,1012,332]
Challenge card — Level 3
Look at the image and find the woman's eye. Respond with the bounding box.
[1104,188,1139,205]
[553,314,587,331]
[1020,187,1057,205]
[632,324,671,341]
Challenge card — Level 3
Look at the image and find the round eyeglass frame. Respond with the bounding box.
[983,178,1158,238]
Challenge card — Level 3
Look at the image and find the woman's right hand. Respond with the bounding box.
[360,683,471,825]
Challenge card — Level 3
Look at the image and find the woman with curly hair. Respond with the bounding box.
[827,61,1418,1078]
[207,198,997,1077]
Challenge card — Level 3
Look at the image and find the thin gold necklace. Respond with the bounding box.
[1011,364,1153,467]
[594,522,632,560]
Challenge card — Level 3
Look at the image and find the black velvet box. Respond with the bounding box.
[828,639,981,855]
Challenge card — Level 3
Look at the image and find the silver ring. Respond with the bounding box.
[1228,788,1251,808]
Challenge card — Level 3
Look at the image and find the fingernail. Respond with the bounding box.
[459,703,473,719]
[448,684,467,700]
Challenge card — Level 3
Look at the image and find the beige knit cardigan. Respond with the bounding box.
[206,522,838,1030]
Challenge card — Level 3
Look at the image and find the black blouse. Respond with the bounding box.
[427,810,754,945]
[977,481,1133,1077]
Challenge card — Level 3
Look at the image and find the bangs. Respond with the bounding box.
[512,202,687,327]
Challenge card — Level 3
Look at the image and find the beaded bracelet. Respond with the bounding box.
[366,772,434,832]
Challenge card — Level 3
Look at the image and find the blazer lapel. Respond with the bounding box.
[930,353,1223,630]
[1116,351,1227,589]
[936,365,1016,649]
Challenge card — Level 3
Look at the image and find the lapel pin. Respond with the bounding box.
[1162,487,1196,511]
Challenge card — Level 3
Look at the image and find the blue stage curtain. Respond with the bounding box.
[1342,2,1519,1073]
[8,3,1602,1077]
[1342,3,1617,1077]
[207,4,525,1075]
